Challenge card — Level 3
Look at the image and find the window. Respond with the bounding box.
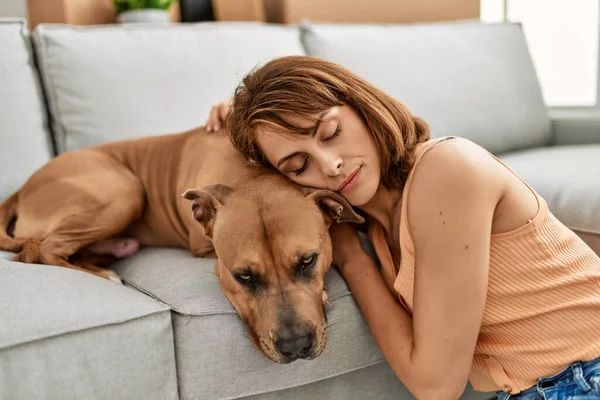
[481,0,599,107]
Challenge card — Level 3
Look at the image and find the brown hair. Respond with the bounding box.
[228,55,430,190]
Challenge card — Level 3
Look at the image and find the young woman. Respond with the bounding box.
[205,55,600,400]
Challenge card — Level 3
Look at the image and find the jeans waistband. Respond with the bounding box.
[496,356,600,400]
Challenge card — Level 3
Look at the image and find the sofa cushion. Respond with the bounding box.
[111,247,493,399]
[111,247,384,399]
[0,18,54,202]
[243,362,488,400]
[500,144,600,252]
[300,20,551,154]
[0,250,13,261]
[244,362,412,400]
[0,258,178,400]
[32,22,305,153]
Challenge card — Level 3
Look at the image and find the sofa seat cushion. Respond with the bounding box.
[32,22,305,153]
[300,20,551,155]
[0,258,178,400]
[0,18,54,201]
[111,247,387,399]
[500,144,600,251]
[112,247,493,399]
[0,250,14,261]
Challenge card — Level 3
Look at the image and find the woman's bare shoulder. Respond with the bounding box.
[407,137,536,236]
[412,137,504,193]
[404,137,504,223]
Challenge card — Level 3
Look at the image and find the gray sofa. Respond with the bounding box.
[1,17,598,400]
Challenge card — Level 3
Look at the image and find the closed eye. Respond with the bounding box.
[323,124,342,142]
[293,156,309,176]
[291,125,341,176]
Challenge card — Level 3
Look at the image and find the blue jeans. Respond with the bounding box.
[496,357,600,399]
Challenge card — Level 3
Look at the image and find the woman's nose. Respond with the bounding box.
[322,156,343,177]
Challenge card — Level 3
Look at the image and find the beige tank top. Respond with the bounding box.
[368,136,600,394]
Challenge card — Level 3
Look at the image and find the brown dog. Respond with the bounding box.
[0,127,364,363]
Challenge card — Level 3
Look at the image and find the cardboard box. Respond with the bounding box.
[265,0,480,24]
[212,0,265,22]
[27,0,181,29]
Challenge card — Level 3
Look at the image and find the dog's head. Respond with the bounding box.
[183,173,363,363]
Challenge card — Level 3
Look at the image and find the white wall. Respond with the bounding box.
[0,0,27,18]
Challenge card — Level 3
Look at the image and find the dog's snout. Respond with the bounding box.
[275,328,314,361]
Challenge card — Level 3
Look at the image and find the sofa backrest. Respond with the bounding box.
[31,22,305,153]
[0,18,54,202]
[300,20,552,154]
[0,19,552,202]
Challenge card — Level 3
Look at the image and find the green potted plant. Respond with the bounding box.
[113,0,177,23]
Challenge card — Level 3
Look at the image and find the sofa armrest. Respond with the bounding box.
[550,109,600,145]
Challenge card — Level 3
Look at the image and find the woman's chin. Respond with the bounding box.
[344,189,373,207]
[348,180,383,208]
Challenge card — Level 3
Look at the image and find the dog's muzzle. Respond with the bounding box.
[275,326,316,363]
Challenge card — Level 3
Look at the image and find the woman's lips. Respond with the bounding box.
[338,167,361,193]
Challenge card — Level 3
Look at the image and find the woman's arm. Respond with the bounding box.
[334,139,500,400]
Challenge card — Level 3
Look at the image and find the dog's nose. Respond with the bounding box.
[275,329,314,361]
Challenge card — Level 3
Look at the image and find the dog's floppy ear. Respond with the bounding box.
[306,190,365,226]
[182,183,233,237]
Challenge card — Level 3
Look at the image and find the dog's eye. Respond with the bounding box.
[300,253,318,269]
[235,273,254,285]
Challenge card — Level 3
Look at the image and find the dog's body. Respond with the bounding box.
[0,129,249,273]
[0,127,363,363]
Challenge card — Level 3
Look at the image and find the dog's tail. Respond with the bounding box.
[0,191,27,253]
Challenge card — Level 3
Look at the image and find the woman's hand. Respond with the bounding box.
[329,222,367,276]
[205,98,233,132]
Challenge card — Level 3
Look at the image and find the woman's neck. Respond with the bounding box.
[360,184,403,235]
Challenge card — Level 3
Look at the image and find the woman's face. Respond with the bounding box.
[256,105,381,207]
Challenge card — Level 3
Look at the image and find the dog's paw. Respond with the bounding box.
[113,238,139,258]
[88,238,139,258]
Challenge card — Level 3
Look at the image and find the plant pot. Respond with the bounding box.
[117,9,171,23]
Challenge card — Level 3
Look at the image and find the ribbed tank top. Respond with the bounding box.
[368,136,600,394]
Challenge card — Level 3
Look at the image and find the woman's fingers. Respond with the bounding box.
[206,105,220,132]
[205,99,233,132]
